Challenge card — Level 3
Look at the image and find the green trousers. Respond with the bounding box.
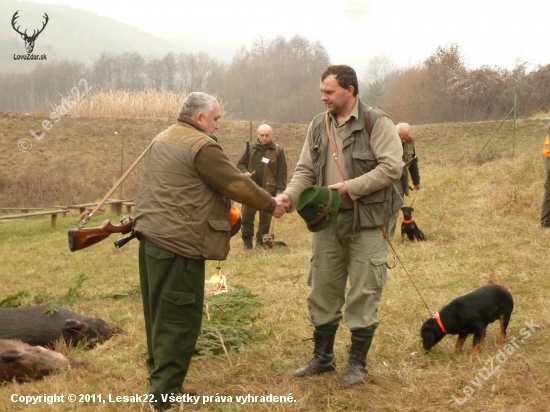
[241,204,273,244]
[139,236,205,409]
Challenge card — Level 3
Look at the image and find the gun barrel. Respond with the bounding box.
[402,155,418,169]
[114,233,135,248]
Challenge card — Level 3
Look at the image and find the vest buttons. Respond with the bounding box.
[351,137,355,141]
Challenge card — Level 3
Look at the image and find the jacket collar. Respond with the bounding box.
[176,116,218,142]
[327,98,368,134]
[254,139,276,149]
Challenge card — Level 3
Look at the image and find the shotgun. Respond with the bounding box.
[68,217,133,252]
[402,155,418,169]
[67,137,156,253]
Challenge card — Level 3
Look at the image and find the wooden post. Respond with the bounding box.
[51,213,58,229]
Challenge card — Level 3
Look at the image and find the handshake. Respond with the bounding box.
[271,194,292,218]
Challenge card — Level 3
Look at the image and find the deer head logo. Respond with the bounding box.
[11,11,49,54]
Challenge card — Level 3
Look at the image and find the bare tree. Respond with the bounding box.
[161,52,177,91]
[359,53,397,107]
[220,35,329,122]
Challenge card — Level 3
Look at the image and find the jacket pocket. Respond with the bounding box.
[202,218,231,260]
[365,253,388,290]
[351,149,378,176]
[310,144,322,180]
[356,183,404,229]
[356,187,389,229]
[265,177,277,196]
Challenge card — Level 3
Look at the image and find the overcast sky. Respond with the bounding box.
[28,0,550,76]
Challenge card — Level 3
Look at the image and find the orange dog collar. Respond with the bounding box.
[434,312,447,334]
[402,218,414,224]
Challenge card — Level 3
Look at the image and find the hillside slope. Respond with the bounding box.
[0,112,547,207]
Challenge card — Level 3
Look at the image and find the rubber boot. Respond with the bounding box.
[340,336,371,386]
[242,234,253,250]
[292,331,336,377]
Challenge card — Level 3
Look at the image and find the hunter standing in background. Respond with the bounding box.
[133,92,285,410]
[237,124,287,248]
[541,122,550,228]
[276,65,403,387]
[387,122,422,240]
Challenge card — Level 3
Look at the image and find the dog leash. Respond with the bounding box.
[378,225,434,317]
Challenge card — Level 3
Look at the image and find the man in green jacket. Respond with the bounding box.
[133,92,285,410]
[237,124,287,248]
[276,65,403,387]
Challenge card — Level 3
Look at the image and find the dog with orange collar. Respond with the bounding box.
[261,233,287,249]
[420,284,514,358]
[401,206,425,242]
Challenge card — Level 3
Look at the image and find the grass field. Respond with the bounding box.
[1,112,549,411]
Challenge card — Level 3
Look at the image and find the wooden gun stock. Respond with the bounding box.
[68,219,133,252]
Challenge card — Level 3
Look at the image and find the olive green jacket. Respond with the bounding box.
[285,99,403,231]
[237,140,287,196]
[134,119,276,260]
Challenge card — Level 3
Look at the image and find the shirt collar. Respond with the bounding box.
[328,97,359,127]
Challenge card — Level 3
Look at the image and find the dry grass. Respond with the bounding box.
[0,113,305,207]
[1,114,550,411]
[67,89,226,120]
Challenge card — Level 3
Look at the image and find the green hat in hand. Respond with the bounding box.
[297,186,340,232]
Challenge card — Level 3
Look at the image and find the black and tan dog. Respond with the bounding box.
[401,206,425,242]
[261,234,287,249]
[420,284,514,358]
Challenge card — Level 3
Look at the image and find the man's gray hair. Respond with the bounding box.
[178,92,219,119]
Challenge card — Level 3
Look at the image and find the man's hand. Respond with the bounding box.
[414,184,421,191]
[272,198,286,218]
[275,194,292,213]
[328,182,348,196]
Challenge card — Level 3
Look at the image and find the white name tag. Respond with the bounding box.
[262,157,269,164]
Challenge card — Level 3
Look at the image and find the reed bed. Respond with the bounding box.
[65,89,225,119]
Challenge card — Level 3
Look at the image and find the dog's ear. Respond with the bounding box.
[401,207,405,211]
[410,207,414,212]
